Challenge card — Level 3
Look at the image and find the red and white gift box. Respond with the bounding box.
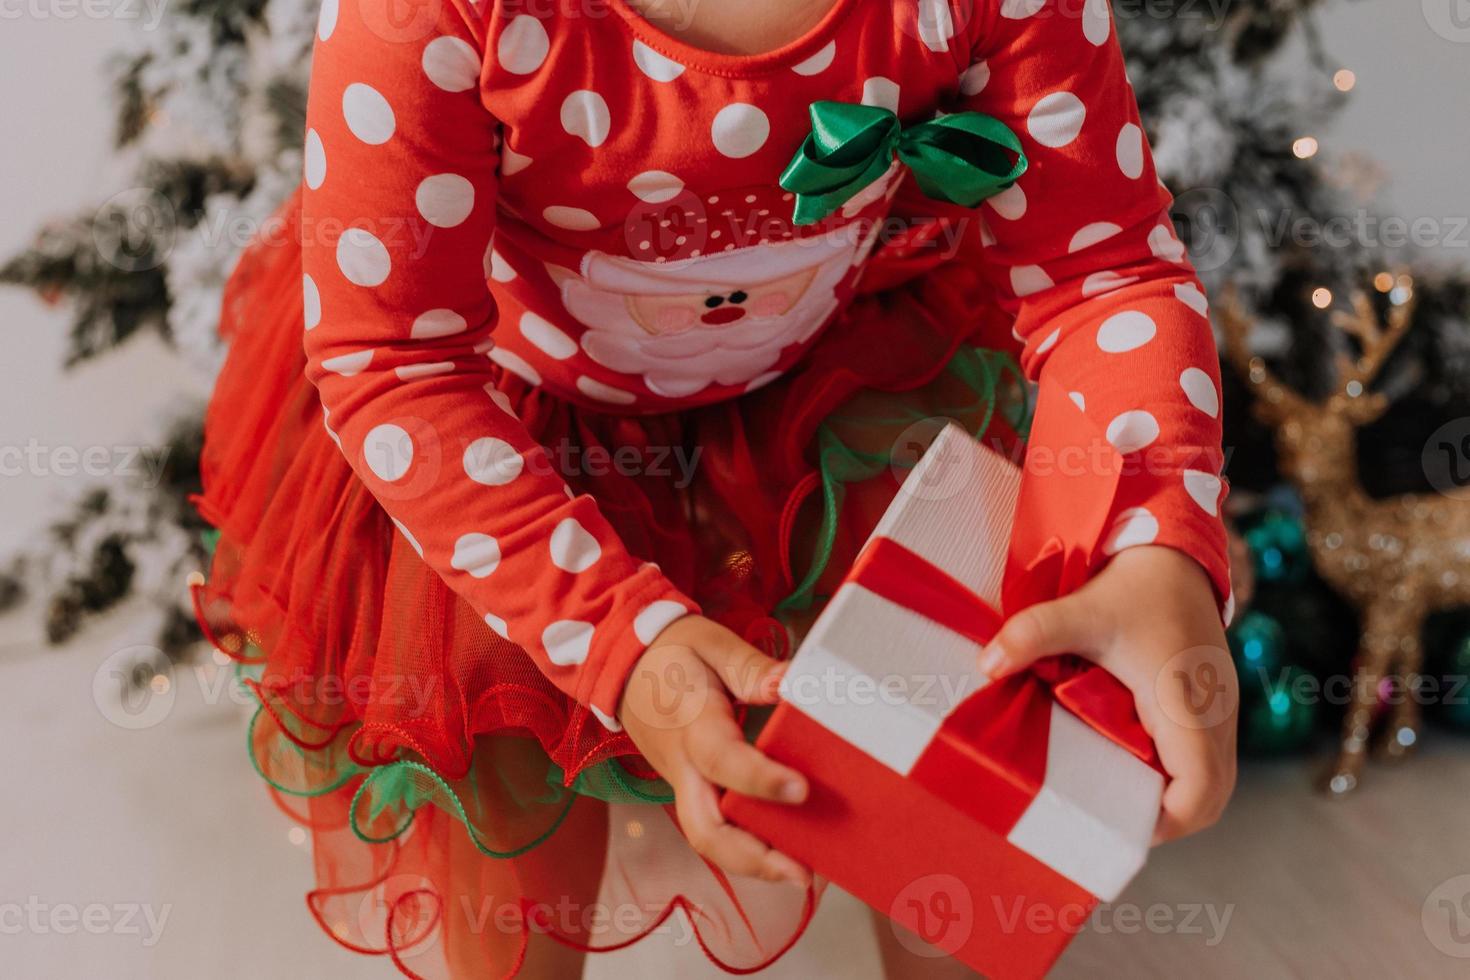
[723,420,1166,979]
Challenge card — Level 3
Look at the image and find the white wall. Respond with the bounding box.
[1316,1,1470,266]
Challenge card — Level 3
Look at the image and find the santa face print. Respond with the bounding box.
[623,267,820,336]
[561,229,879,399]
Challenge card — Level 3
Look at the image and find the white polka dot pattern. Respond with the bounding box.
[1183,470,1222,516]
[1069,223,1121,253]
[627,171,684,204]
[484,613,510,640]
[1104,508,1159,554]
[633,600,687,645]
[1096,311,1157,353]
[487,249,516,283]
[542,206,600,231]
[589,704,622,732]
[959,61,991,97]
[1105,410,1160,454]
[304,130,327,189]
[336,228,391,287]
[342,84,395,145]
[498,15,550,75]
[1179,367,1219,418]
[793,41,836,76]
[1082,0,1111,45]
[561,90,611,147]
[463,438,523,486]
[632,40,685,82]
[916,0,955,52]
[1001,0,1046,19]
[543,620,595,666]
[488,346,542,386]
[861,77,901,114]
[1115,123,1144,179]
[322,349,373,376]
[363,423,412,482]
[392,518,423,557]
[317,0,337,41]
[451,533,502,578]
[416,174,474,228]
[576,376,637,405]
[1010,265,1053,297]
[520,312,577,359]
[549,518,601,573]
[411,309,466,339]
[711,104,770,159]
[423,36,479,93]
[303,275,322,330]
[1026,92,1086,148]
[296,0,1237,714]
[1174,282,1209,316]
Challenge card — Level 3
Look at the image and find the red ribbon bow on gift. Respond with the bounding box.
[846,384,1165,835]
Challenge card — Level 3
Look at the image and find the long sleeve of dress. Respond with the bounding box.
[301,0,696,727]
[962,0,1233,620]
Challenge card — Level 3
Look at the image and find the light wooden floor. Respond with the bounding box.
[6,611,1470,978]
[590,738,1470,979]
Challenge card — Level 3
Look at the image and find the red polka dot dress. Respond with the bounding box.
[193,0,1232,974]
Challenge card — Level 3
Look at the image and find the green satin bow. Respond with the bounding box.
[780,101,1028,226]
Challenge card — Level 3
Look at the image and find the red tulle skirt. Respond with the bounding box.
[192,185,1025,978]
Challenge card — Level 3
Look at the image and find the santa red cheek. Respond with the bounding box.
[656,306,698,332]
[751,292,791,317]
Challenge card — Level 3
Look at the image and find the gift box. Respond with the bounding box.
[722,415,1166,979]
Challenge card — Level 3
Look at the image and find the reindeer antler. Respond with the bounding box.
[1216,286,1304,412]
[1330,280,1418,393]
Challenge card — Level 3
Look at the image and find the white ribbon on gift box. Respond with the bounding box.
[777,423,1164,902]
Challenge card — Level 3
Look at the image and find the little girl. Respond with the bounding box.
[194,0,1236,975]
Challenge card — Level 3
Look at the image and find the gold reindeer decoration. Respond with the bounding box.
[1219,285,1470,794]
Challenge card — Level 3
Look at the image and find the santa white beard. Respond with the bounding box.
[575,292,839,398]
[562,232,875,399]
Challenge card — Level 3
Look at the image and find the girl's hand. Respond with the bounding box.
[980,546,1238,843]
[617,614,811,887]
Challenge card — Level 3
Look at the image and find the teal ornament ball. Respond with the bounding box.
[1228,609,1288,683]
[1436,632,1470,731]
[1242,509,1309,585]
[1240,665,1319,755]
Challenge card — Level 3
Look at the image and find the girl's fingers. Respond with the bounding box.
[692,628,789,704]
[979,592,1100,678]
[685,711,808,804]
[1143,653,1236,843]
[673,772,811,887]
[1151,726,1234,843]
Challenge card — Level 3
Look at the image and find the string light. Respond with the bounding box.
[1373,272,1395,293]
[1333,69,1356,92]
[1312,287,1334,309]
[1293,137,1320,160]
